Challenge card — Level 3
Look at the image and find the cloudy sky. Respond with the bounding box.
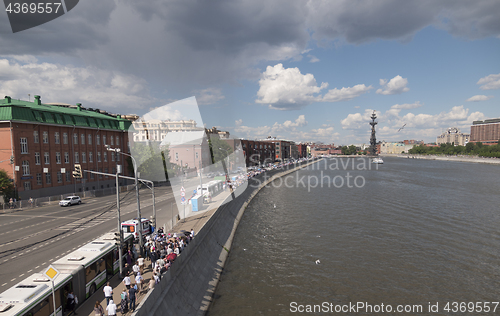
[1,0,499,145]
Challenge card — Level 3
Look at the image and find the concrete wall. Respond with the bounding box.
[132,159,319,316]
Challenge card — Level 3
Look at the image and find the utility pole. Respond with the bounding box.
[115,165,123,277]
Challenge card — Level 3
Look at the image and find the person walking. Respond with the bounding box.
[122,273,131,289]
[120,289,128,314]
[106,300,117,316]
[135,272,143,294]
[103,282,113,306]
[137,255,145,274]
[148,276,155,291]
[66,291,78,315]
[128,284,137,312]
[93,301,104,316]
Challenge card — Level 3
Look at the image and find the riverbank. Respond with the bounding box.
[381,153,500,165]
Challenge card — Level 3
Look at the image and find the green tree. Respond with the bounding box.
[0,169,15,203]
[208,136,233,164]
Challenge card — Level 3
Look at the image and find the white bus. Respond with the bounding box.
[0,232,134,316]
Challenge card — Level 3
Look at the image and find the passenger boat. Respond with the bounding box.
[372,157,384,164]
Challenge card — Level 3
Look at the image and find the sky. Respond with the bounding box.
[0,0,499,145]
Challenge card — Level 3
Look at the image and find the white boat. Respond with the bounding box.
[372,157,384,164]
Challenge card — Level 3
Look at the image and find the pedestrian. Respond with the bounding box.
[148,276,155,291]
[120,289,128,313]
[9,198,13,209]
[122,273,131,289]
[66,291,78,315]
[106,300,117,316]
[93,301,104,316]
[135,272,143,293]
[132,261,139,275]
[103,282,113,306]
[128,284,137,312]
[137,255,145,274]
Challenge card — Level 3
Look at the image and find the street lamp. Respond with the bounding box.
[105,145,144,256]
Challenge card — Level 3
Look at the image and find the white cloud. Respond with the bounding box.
[466,95,493,102]
[376,75,410,95]
[194,88,225,105]
[0,58,154,113]
[283,115,308,128]
[235,119,243,126]
[391,101,423,109]
[477,73,500,90]
[307,55,320,63]
[256,63,371,110]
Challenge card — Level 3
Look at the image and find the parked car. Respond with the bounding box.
[59,196,81,207]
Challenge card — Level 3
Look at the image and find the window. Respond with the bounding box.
[45,172,51,184]
[175,152,178,160]
[104,168,108,177]
[43,131,48,144]
[195,152,199,159]
[55,152,61,164]
[103,135,107,145]
[74,152,79,163]
[73,133,78,144]
[116,136,119,145]
[112,167,116,174]
[57,171,62,183]
[111,152,115,162]
[96,135,100,145]
[22,161,30,175]
[117,152,120,161]
[44,152,50,164]
[82,152,86,163]
[20,138,28,154]
[98,168,102,179]
[24,182,31,191]
[90,169,95,179]
[35,152,40,165]
[64,152,70,164]
[97,152,101,162]
[55,132,60,144]
[103,152,107,162]
[36,173,42,185]
[66,172,71,182]
[33,131,39,143]
[89,152,93,163]
[63,133,68,144]
[110,136,114,146]
[88,134,92,145]
[81,133,85,145]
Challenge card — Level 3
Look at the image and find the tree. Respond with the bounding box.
[0,169,15,203]
[208,136,233,164]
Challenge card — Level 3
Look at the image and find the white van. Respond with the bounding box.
[121,218,152,240]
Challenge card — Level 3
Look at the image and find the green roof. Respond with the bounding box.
[0,96,131,131]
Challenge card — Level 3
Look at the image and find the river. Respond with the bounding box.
[208,156,500,315]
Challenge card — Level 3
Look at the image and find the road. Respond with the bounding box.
[0,184,177,293]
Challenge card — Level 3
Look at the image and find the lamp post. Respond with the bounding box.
[106,145,144,256]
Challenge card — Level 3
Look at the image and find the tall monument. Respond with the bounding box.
[369,111,377,156]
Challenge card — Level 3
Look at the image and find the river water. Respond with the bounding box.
[208,157,500,315]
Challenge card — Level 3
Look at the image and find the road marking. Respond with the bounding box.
[27,269,32,273]
[1,283,6,287]
[19,274,24,278]
[10,278,16,282]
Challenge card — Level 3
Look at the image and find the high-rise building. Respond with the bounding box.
[436,127,470,146]
[470,119,500,144]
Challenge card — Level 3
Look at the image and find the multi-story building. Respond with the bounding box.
[162,131,211,173]
[131,119,202,143]
[0,95,131,199]
[470,119,500,145]
[436,127,470,146]
[205,127,230,139]
[379,141,415,154]
[297,143,308,158]
[224,139,275,166]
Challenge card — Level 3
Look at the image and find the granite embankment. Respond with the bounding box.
[133,159,320,316]
[383,153,500,165]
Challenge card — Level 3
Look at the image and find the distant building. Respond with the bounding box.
[131,119,202,143]
[224,139,275,166]
[161,131,211,171]
[470,119,500,145]
[0,95,131,199]
[436,127,470,146]
[205,126,230,139]
[379,141,415,154]
[403,139,424,145]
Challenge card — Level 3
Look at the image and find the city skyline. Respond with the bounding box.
[0,1,499,145]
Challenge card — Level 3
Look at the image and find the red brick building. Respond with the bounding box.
[223,139,275,166]
[471,119,500,144]
[0,95,131,199]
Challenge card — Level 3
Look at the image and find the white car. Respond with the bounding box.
[59,196,81,207]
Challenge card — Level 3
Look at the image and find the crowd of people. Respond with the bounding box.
[97,228,195,315]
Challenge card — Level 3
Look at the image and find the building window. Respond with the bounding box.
[112,167,116,174]
[65,172,71,182]
[55,132,60,144]
[82,152,86,163]
[96,135,100,145]
[98,168,102,179]
[90,169,95,179]
[195,152,199,159]
[43,131,48,144]
[64,152,70,164]
[35,152,40,165]
[57,171,62,183]
[63,133,68,144]
[89,152,93,163]
[34,131,39,143]
[73,133,78,144]
[175,152,178,160]
[74,152,79,163]
[36,173,42,185]
[117,152,120,161]
[56,152,61,164]
[110,136,114,146]
[24,182,31,191]
[103,135,107,145]
[111,152,115,162]
[116,136,119,145]
[104,168,108,177]
[22,160,30,175]
[44,152,50,164]
[88,134,92,145]
[81,133,85,145]
[103,152,107,162]
[20,138,28,154]
[45,172,51,184]
[97,152,101,162]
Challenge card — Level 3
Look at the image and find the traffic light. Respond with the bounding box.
[72,164,82,178]
[114,232,122,246]
[9,156,14,164]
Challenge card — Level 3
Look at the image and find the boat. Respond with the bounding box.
[372,157,384,164]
